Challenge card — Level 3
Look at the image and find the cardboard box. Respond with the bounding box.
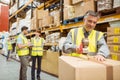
[97,0,113,11]
[72,0,83,4]
[59,56,120,80]
[74,0,95,17]
[107,27,120,36]
[107,36,120,44]
[42,16,54,27]
[108,45,120,53]
[110,53,120,61]
[64,0,72,6]
[64,5,75,20]
[38,19,43,28]
[38,9,49,19]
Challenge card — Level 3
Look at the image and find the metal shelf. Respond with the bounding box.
[42,14,120,33]
[9,0,33,19]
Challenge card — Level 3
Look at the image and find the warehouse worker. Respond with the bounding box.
[6,37,12,61]
[63,10,110,61]
[16,26,31,80]
[31,30,45,80]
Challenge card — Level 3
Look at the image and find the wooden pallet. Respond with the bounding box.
[63,16,84,25]
[98,7,120,17]
[40,24,56,31]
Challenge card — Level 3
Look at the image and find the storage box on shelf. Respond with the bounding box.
[110,52,120,61]
[63,0,95,20]
[107,27,120,61]
[59,56,120,80]
[97,0,113,11]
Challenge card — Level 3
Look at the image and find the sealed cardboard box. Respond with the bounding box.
[110,53,120,61]
[107,36,120,44]
[74,0,95,17]
[107,27,120,36]
[59,56,120,80]
[37,9,49,19]
[42,16,54,27]
[64,5,75,20]
[108,45,120,53]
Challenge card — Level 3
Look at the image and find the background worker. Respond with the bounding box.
[63,10,110,61]
[16,26,32,80]
[6,37,12,61]
[31,30,45,80]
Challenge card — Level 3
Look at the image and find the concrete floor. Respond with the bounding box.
[0,54,58,80]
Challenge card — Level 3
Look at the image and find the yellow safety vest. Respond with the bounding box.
[70,27,104,56]
[17,34,29,56]
[7,41,12,50]
[31,37,44,56]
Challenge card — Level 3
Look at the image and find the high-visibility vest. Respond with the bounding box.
[31,37,44,56]
[70,27,104,56]
[7,41,12,50]
[17,34,29,56]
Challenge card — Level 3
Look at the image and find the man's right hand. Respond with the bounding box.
[76,44,83,54]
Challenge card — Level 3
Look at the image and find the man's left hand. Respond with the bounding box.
[94,54,106,62]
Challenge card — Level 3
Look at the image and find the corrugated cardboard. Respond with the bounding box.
[38,10,49,19]
[108,45,120,53]
[74,0,95,17]
[107,36,120,44]
[107,27,120,36]
[42,16,54,27]
[38,19,43,28]
[110,52,120,61]
[64,5,75,20]
[64,0,72,6]
[59,56,120,80]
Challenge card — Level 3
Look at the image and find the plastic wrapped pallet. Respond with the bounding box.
[59,56,120,80]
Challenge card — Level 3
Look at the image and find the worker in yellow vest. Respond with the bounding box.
[16,26,32,80]
[31,30,45,80]
[6,37,12,61]
[63,10,110,61]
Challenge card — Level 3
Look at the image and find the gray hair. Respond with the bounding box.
[84,10,100,19]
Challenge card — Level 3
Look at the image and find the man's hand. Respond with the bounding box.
[94,54,106,62]
[76,44,83,54]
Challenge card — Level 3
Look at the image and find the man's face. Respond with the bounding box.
[24,29,28,34]
[83,15,98,32]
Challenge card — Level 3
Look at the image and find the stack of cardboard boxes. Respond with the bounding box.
[107,27,120,61]
[31,8,60,30]
[64,0,95,20]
